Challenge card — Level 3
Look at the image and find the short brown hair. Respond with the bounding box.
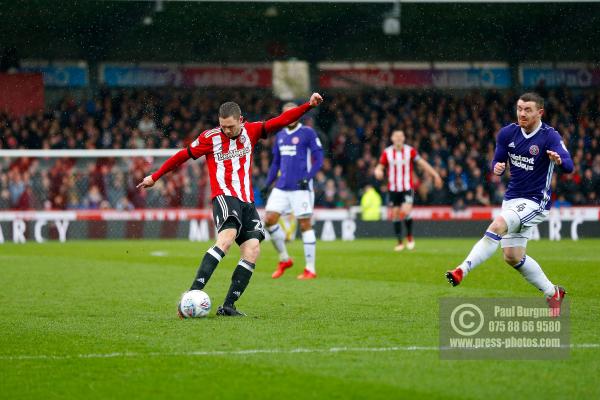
[282,102,297,110]
[519,92,544,109]
[219,102,241,119]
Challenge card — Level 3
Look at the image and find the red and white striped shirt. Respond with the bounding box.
[379,144,420,192]
[188,123,262,203]
[150,102,314,203]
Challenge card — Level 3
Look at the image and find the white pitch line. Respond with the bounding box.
[1,344,599,361]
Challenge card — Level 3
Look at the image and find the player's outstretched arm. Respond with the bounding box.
[263,93,323,135]
[309,92,324,107]
[136,148,191,189]
[137,175,155,189]
[417,158,443,189]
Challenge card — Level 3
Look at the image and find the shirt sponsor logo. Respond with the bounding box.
[529,145,539,155]
[508,152,535,171]
[280,144,297,156]
[216,147,251,161]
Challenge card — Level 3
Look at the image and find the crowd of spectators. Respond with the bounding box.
[1,87,599,210]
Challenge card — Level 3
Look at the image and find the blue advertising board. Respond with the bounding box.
[20,62,88,87]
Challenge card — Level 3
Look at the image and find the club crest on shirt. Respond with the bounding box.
[529,145,539,156]
[239,135,246,144]
[292,136,300,145]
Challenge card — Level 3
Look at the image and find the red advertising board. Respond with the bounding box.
[100,64,273,88]
[319,66,432,89]
[0,73,44,117]
[318,62,511,89]
[181,65,272,88]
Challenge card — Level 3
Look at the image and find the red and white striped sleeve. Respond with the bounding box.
[379,150,389,167]
[188,129,217,160]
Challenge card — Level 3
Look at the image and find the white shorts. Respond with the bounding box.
[265,188,314,218]
[500,198,549,248]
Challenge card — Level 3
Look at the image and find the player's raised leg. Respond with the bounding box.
[446,215,507,286]
[297,217,317,279]
[503,246,555,293]
[502,228,566,316]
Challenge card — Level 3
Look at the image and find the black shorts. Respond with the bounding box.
[388,190,414,207]
[212,195,265,245]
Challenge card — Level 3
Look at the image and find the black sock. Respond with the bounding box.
[405,217,413,238]
[224,260,255,307]
[393,220,403,242]
[190,246,225,290]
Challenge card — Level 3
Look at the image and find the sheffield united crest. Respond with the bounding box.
[529,145,539,155]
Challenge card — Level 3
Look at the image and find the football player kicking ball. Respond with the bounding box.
[445,92,573,317]
[138,93,324,316]
[374,129,442,251]
[263,102,324,280]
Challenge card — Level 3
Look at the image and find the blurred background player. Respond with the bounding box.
[360,184,382,221]
[375,130,442,251]
[445,92,573,316]
[138,93,324,315]
[263,102,324,280]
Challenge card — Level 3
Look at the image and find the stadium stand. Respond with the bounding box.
[1,88,599,210]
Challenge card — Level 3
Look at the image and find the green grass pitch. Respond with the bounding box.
[1,238,599,399]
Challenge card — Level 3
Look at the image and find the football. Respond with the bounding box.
[178,290,211,318]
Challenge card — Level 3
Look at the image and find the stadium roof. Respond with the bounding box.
[2,1,599,62]
[140,0,600,2]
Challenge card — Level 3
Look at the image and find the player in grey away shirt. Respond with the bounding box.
[446,92,573,317]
